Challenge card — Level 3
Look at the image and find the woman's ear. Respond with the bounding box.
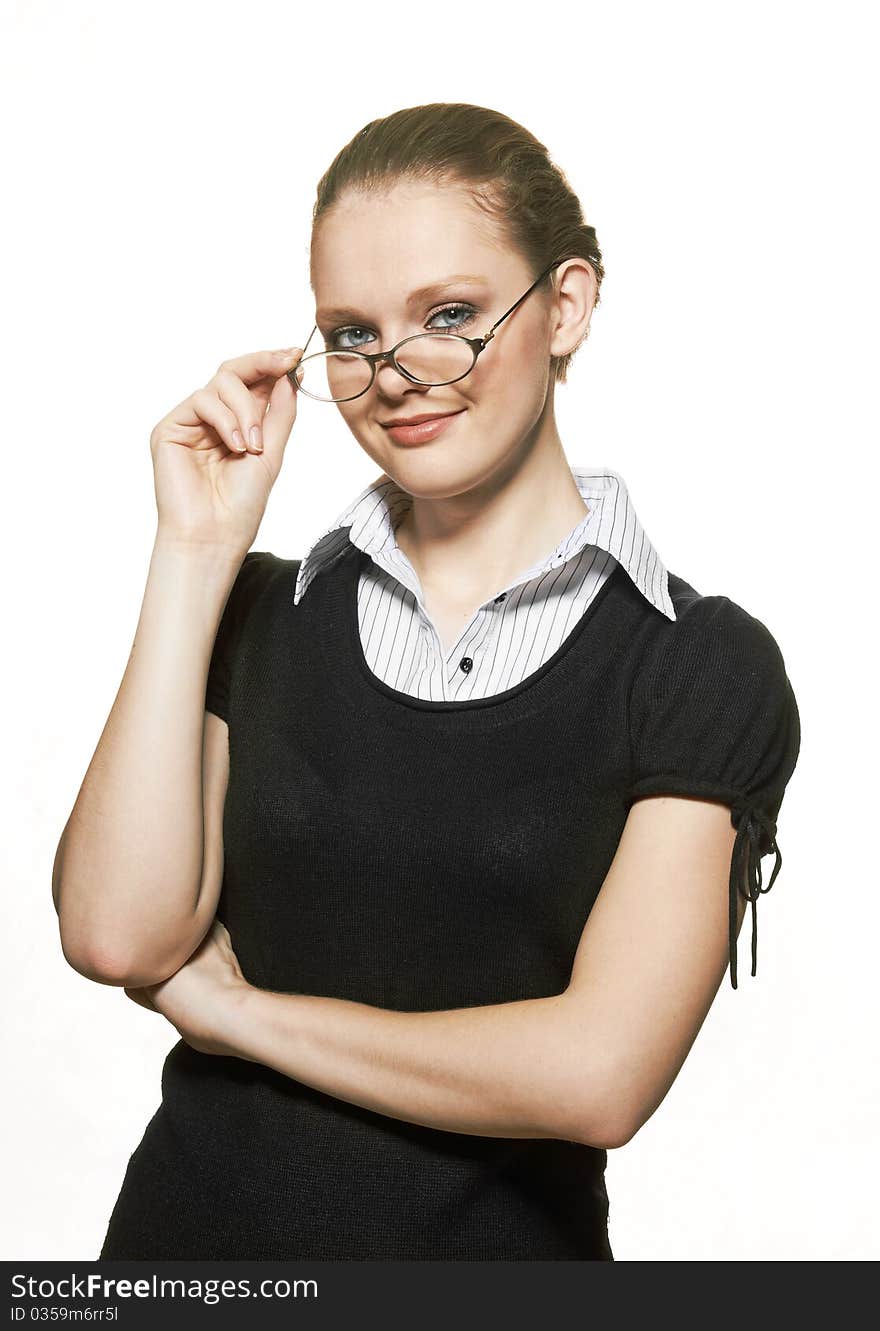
[550,260,597,359]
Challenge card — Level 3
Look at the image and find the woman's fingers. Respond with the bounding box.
[218,348,301,389]
[214,350,302,455]
[163,349,302,457]
[260,355,301,469]
[189,386,248,454]
[215,369,266,454]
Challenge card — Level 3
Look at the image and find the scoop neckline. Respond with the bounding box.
[329,543,627,717]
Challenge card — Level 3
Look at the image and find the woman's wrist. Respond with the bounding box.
[217,981,275,1063]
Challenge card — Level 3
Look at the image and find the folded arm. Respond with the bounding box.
[218,795,746,1148]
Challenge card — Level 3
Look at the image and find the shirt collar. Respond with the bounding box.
[293,465,676,621]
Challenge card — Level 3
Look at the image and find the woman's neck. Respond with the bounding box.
[393,439,590,610]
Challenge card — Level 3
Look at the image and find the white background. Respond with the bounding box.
[2,0,876,1262]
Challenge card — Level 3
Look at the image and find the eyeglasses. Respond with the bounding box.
[287,258,564,403]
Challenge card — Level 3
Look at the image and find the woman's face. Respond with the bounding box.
[309,179,560,500]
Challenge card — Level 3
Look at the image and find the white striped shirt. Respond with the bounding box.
[294,465,677,702]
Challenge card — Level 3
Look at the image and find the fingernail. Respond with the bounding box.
[250,425,263,451]
[232,429,245,452]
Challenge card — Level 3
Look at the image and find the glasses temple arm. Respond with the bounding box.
[480,260,562,343]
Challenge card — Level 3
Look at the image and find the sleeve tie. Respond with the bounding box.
[728,802,782,989]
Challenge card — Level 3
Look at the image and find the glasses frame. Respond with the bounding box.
[287,258,565,403]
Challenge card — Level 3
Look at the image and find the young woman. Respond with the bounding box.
[54,103,800,1261]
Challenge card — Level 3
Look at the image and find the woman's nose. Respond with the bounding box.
[374,357,422,391]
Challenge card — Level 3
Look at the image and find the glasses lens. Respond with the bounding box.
[395,335,475,384]
[294,351,374,402]
[293,335,476,402]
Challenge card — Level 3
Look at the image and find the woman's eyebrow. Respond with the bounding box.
[317,275,489,324]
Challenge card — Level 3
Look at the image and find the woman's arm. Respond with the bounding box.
[201,796,748,1149]
[53,537,243,987]
[227,985,607,1146]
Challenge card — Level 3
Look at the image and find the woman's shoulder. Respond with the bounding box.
[214,549,301,646]
[204,550,300,722]
[661,571,790,674]
[628,568,798,743]
[227,549,300,596]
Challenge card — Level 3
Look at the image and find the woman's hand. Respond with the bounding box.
[124,919,252,1058]
[149,347,303,558]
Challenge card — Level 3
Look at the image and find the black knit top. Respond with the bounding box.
[98,545,800,1261]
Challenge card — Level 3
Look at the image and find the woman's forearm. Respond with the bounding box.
[53,535,245,985]
[224,985,605,1147]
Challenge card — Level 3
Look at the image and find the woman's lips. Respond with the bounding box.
[383,410,465,444]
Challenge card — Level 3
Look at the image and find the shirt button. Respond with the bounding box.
[459,656,473,673]
[494,592,507,603]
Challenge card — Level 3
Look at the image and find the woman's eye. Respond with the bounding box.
[427,303,478,332]
[328,303,478,350]
[329,326,371,351]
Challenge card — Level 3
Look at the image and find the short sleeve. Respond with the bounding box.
[205,550,275,723]
[626,595,801,988]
